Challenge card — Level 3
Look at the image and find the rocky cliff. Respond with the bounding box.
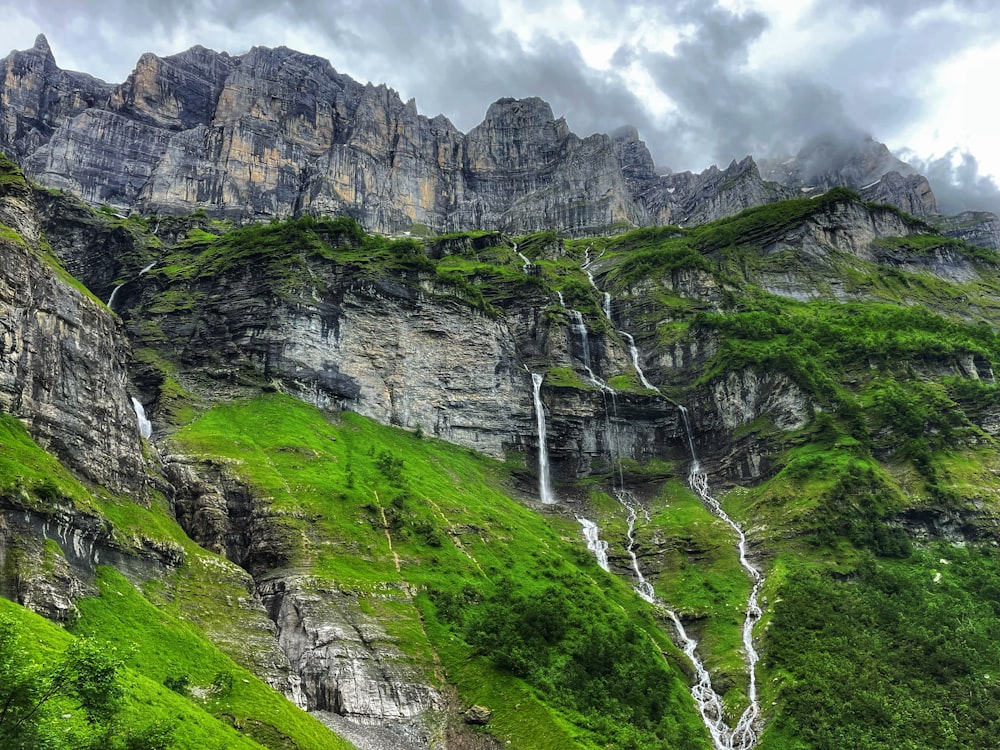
[0,154,144,494]
[4,35,1000,750]
[6,35,995,242]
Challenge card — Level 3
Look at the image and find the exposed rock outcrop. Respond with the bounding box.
[0,37,956,236]
[260,576,444,747]
[760,136,938,218]
[640,156,793,227]
[0,504,184,622]
[0,156,146,494]
[164,455,298,576]
[936,210,1000,250]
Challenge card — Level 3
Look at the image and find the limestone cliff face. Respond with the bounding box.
[0,159,145,494]
[1,37,961,237]
[0,35,112,162]
[5,40,647,235]
[937,211,1000,250]
[759,137,938,217]
[640,156,793,227]
[260,576,444,746]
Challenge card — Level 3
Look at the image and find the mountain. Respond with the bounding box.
[3,39,1000,750]
[3,35,998,246]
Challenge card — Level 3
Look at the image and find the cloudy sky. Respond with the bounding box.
[4,0,999,213]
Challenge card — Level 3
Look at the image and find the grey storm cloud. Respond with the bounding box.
[905,151,1000,215]
[6,0,1000,213]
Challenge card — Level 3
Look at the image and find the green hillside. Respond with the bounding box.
[4,182,1000,749]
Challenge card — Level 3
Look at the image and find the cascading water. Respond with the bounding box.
[580,256,764,748]
[531,373,555,504]
[621,331,657,391]
[569,309,599,382]
[577,517,610,571]
[106,283,124,310]
[617,489,654,602]
[131,396,152,439]
[555,292,611,392]
[513,242,532,274]
[614,488,733,747]
[582,262,613,323]
[107,261,156,311]
[679,407,763,749]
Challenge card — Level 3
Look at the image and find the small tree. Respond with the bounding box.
[0,614,175,749]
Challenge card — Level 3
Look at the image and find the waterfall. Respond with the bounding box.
[583,252,764,747]
[556,292,609,391]
[531,373,555,504]
[679,407,764,750]
[107,261,155,311]
[513,242,531,274]
[616,489,654,601]
[677,405,701,472]
[614,488,733,746]
[621,331,658,391]
[667,608,733,749]
[577,517,610,571]
[569,310,593,373]
[106,283,124,310]
[131,396,152,439]
[582,264,613,324]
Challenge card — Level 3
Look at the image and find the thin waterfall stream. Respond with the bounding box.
[577,258,764,749]
[107,261,156,311]
[131,396,153,439]
[576,517,610,571]
[512,241,532,274]
[531,372,555,504]
[679,409,763,749]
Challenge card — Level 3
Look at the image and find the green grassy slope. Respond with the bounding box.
[0,413,354,750]
[172,393,711,749]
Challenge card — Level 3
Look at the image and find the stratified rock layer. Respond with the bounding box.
[6,35,991,238]
[0,157,145,494]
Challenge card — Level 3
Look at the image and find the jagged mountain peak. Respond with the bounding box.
[1,35,995,241]
[760,133,918,189]
[31,33,53,58]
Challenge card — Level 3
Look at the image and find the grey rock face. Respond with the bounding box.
[0,38,950,235]
[260,576,443,744]
[760,137,938,217]
[0,162,146,494]
[640,156,793,227]
[936,211,1000,250]
[164,455,298,576]
[0,504,184,623]
[0,35,113,162]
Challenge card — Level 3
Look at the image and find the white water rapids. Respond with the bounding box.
[577,517,610,571]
